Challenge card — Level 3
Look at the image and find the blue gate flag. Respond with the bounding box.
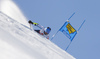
[59,21,77,41]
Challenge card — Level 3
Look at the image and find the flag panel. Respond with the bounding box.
[59,21,77,41]
[66,23,76,34]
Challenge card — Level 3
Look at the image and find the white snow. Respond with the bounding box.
[0,0,29,27]
[0,0,75,59]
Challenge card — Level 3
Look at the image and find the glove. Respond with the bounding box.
[33,22,38,26]
[28,20,33,24]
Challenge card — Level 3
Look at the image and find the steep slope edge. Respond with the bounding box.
[0,0,29,27]
[0,12,75,59]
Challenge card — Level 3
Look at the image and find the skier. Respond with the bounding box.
[28,20,51,39]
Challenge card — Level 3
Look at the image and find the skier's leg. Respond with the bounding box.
[34,30,40,33]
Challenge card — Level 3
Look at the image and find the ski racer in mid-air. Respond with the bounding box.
[28,20,51,39]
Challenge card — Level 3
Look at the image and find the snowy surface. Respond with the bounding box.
[0,0,29,27]
[0,0,75,59]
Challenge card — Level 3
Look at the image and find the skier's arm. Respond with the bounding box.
[28,20,38,25]
[36,24,45,29]
[33,22,45,29]
[28,20,44,29]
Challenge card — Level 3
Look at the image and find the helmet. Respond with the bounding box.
[44,27,51,34]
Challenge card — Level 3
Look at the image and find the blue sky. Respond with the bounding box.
[13,0,100,59]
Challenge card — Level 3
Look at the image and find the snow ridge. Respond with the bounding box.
[0,0,29,27]
[0,11,75,59]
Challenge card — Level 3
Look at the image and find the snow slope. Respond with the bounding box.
[0,11,75,59]
[0,0,75,59]
[0,0,29,27]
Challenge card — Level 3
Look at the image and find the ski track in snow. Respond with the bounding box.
[0,12,47,59]
[0,11,75,59]
[0,0,75,59]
